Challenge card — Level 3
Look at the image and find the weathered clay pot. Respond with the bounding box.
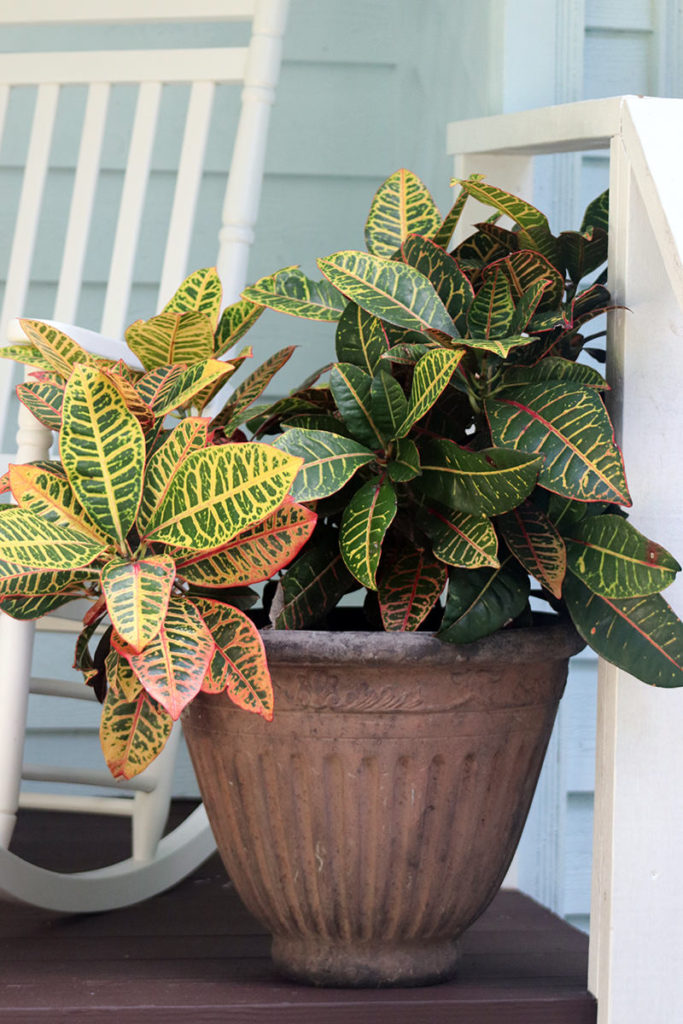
[183,621,583,987]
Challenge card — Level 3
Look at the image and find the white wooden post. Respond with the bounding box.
[447,97,683,1024]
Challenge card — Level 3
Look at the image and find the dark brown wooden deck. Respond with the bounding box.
[1,805,596,1023]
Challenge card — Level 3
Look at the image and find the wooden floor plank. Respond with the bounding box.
[0,806,596,1024]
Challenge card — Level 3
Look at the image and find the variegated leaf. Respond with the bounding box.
[135,360,233,416]
[335,302,390,374]
[16,375,66,430]
[114,595,214,719]
[433,176,482,250]
[0,587,84,620]
[461,335,535,358]
[500,357,608,391]
[126,311,214,370]
[101,554,176,653]
[581,189,609,234]
[9,462,109,542]
[419,440,542,516]
[330,363,385,448]
[100,686,173,779]
[437,557,530,644]
[401,234,474,336]
[243,265,346,321]
[483,250,564,309]
[213,345,296,433]
[380,341,431,365]
[144,443,302,551]
[364,168,441,258]
[425,507,499,568]
[138,417,209,531]
[60,366,145,548]
[0,508,105,570]
[387,437,420,481]
[467,271,515,338]
[191,597,273,718]
[105,648,143,702]
[509,281,549,334]
[214,298,264,357]
[18,319,99,378]
[397,348,465,438]
[275,529,355,629]
[565,514,680,598]
[101,368,155,427]
[339,476,396,589]
[0,561,93,598]
[162,266,222,329]
[272,427,374,501]
[0,342,52,371]
[451,179,558,265]
[378,549,446,630]
[498,502,566,598]
[370,368,409,442]
[563,574,683,687]
[177,498,316,587]
[485,383,631,504]
[318,251,458,339]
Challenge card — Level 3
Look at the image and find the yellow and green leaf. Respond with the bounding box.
[176,497,316,588]
[387,437,420,482]
[272,427,374,501]
[335,302,390,374]
[9,462,110,543]
[114,595,214,720]
[0,342,53,371]
[563,574,683,687]
[214,298,263,357]
[318,250,458,339]
[19,319,99,379]
[126,311,215,370]
[467,270,515,338]
[401,234,474,335]
[485,382,631,504]
[396,348,465,437]
[60,366,145,548]
[339,475,397,589]
[16,375,66,430]
[330,363,385,449]
[565,515,680,598]
[135,360,234,416]
[138,417,209,532]
[419,440,542,516]
[451,179,558,266]
[378,549,446,631]
[144,442,303,551]
[105,648,143,702]
[425,507,500,569]
[192,597,273,719]
[0,508,106,571]
[100,686,173,779]
[242,266,347,322]
[498,502,566,598]
[275,528,355,629]
[213,345,296,434]
[162,266,223,330]
[101,554,176,653]
[364,169,441,258]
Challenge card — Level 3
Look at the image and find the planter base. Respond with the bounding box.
[272,935,460,988]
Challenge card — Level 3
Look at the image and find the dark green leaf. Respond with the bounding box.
[419,440,542,516]
[437,557,530,644]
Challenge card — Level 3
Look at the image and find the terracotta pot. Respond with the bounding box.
[183,621,583,988]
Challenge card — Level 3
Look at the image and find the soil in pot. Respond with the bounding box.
[183,619,583,988]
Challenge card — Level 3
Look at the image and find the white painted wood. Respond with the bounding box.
[100,82,162,338]
[0,83,59,426]
[0,0,289,911]
[0,49,249,87]
[19,793,136,817]
[2,0,256,23]
[53,83,110,323]
[448,93,683,1024]
[157,81,215,308]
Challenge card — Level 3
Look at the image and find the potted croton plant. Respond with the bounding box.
[0,269,313,778]
[181,170,683,988]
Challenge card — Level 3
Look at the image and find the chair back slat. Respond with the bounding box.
[0,86,9,147]
[157,80,216,309]
[100,82,163,338]
[53,83,110,323]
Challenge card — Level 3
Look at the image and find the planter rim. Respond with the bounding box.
[259,618,584,666]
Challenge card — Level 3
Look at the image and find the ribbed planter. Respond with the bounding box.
[183,621,583,988]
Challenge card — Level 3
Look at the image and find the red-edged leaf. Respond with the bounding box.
[176,498,316,588]
[378,549,446,631]
[113,596,213,719]
[498,502,566,598]
[192,597,273,719]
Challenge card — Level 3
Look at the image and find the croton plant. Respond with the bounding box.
[240,169,683,688]
[0,270,314,778]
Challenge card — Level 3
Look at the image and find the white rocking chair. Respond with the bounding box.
[0,0,289,912]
